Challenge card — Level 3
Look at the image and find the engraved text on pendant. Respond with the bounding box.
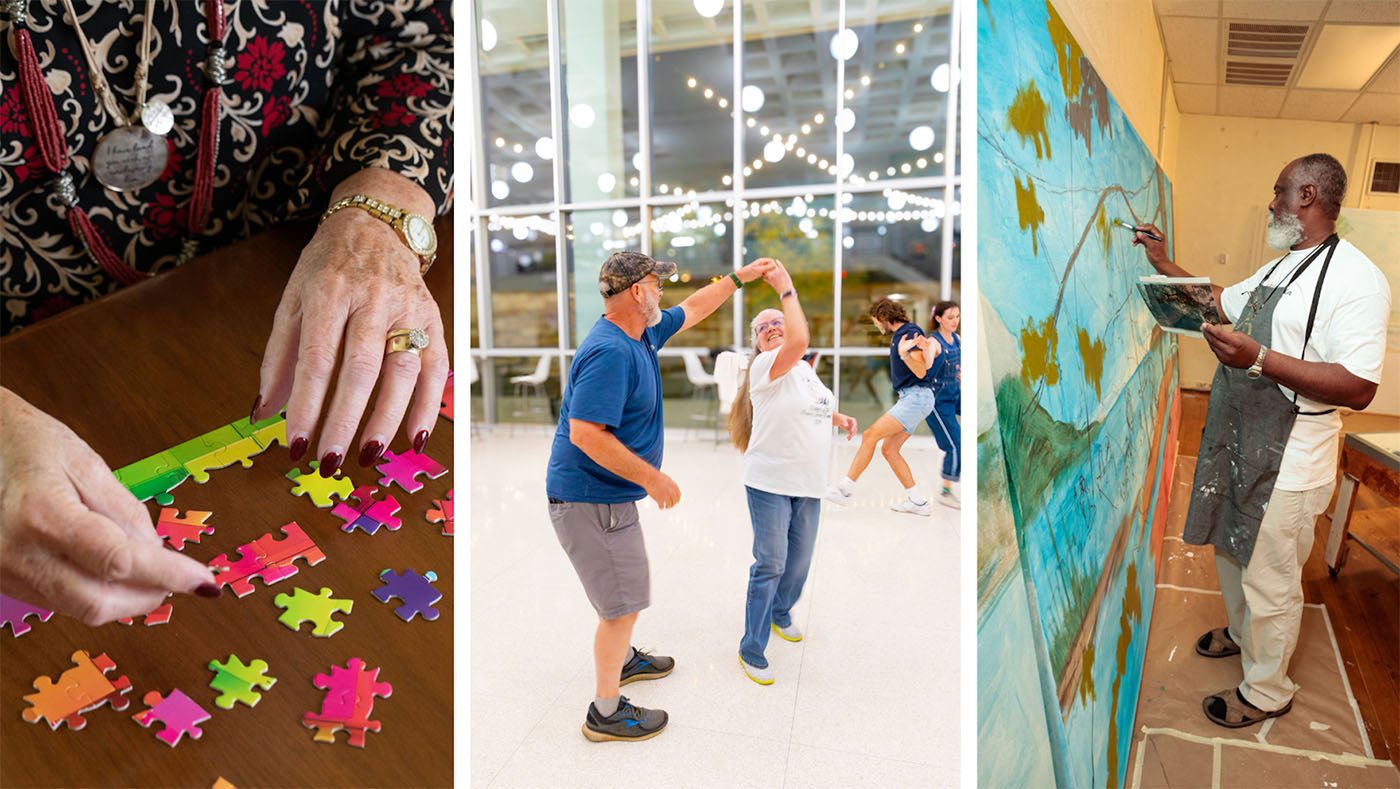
[92,126,168,192]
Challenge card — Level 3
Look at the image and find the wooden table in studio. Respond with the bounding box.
[1324,431,1400,577]
[0,218,455,788]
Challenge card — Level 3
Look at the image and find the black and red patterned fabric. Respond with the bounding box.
[0,0,453,334]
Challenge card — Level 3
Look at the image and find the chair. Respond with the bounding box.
[681,350,718,432]
[509,354,551,419]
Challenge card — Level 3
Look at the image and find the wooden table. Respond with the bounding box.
[0,219,455,788]
[1325,431,1400,577]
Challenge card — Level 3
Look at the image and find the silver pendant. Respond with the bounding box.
[140,100,174,136]
[92,125,168,191]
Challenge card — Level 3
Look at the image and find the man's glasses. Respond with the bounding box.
[635,276,663,293]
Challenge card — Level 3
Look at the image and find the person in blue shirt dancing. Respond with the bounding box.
[923,301,961,509]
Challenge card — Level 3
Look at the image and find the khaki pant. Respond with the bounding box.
[1215,482,1334,711]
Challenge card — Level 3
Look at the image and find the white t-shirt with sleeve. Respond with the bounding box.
[741,350,837,498]
[1219,238,1390,491]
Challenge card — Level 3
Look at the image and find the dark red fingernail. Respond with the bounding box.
[358,441,384,467]
[413,430,428,453]
[319,452,343,477]
[195,583,222,598]
[289,436,309,462]
[250,394,262,422]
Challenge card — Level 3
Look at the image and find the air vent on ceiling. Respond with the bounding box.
[1224,61,1294,86]
[1226,22,1309,59]
[1370,161,1400,194]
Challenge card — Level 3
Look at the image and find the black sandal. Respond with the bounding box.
[1195,627,1241,658]
[1203,687,1291,728]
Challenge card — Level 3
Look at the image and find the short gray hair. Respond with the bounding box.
[1293,153,1347,219]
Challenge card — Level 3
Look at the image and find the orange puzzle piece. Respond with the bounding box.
[22,650,133,730]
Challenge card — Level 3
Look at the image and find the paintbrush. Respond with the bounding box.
[1112,218,1163,242]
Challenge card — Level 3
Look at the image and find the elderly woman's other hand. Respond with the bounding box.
[0,388,222,626]
[251,167,450,477]
[833,412,858,440]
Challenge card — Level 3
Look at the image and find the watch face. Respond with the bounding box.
[405,214,435,253]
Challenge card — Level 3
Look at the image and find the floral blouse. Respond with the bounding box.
[0,0,453,335]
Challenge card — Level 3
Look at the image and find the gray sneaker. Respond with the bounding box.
[823,486,853,506]
[938,489,961,510]
[582,696,668,742]
[771,621,803,642]
[739,654,774,685]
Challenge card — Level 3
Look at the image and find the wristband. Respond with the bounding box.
[728,272,743,288]
[779,289,796,300]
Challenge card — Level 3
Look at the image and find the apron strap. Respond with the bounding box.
[1292,235,1339,416]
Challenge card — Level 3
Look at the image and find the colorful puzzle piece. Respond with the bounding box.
[372,569,442,622]
[22,651,132,730]
[156,508,214,550]
[212,779,237,789]
[183,436,262,483]
[426,489,454,537]
[132,689,210,747]
[331,486,403,535]
[439,370,454,421]
[229,414,287,451]
[274,587,353,637]
[209,522,325,597]
[117,601,173,626]
[303,658,392,747]
[208,654,276,709]
[115,451,190,506]
[287,462,356,507]
[376,449,448,494]
[1,593,54,637]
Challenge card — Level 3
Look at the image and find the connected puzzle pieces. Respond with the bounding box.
[117,601,173,627]
[274,587,353,637]
[208,654,276,709]
[22,650,133,730]
[303,658,392,747]
[376,449,448,494]
[210,522,326,597]
[114,415,287,504]
[287,462,356,507]
[132,688,210,747]
[156,508,215,550]
[1,593,54,637]
[426,489,454,537]
[372,569,441,623]
[331,486,403,536]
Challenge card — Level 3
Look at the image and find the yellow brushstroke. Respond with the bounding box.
[1108,562,1142,789]
[1045,0,1084,100]
[1078,643,1096,705]
[1078,328,1105,399]
[1014,174,1045,254]
[1019,315,1059,388]
[1007,80,1052,160]
[1096,205,1112,259]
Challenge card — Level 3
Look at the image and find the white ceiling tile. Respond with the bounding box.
[1324,1,1400,24]
[1221,0,1326,23]
[1161,17,1220,83]
[1217,84,1287,116]
[1340,91,1400,123]
[1154,0,1221,17]
[1279,88,1357,120]
[1366,52,1400,93]
[1172,82,1219,113]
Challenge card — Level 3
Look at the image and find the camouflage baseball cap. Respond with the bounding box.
[599,251,678,297]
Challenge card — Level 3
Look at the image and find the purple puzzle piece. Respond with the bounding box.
[371,569,442,622]
[132,689,210,747]
[375,449,447,494]
[1,593,54,637]
[331,486,403,535]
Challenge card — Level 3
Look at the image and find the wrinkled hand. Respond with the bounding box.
[252,168,450,477]
[644,470,681,509]
[737,257,779,284]
[833,413,858,440]
[1131,223,1171,271]
[0,389,220,626]
[763,260,795,293]
[1202,323,1261,368]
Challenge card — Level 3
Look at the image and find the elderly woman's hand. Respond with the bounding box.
[0,388,222,626]
[833,412,858,440]
[251,168,450,476]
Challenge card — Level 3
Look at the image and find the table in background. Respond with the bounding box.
[1325,431,1399,577]
[0,218,455,788]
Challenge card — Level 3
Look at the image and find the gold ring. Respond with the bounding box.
[386,328,429,356]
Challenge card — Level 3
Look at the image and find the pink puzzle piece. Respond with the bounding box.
[376,449,448,494]
[117,601,173,627]
[439,371,454,421]
[1,593,54,637]
[132,689,210,747]
[426,489,454,537]
[155,508,214,550]
[210,523,325,597]
[303,658,392,747]
[331,486,403,536]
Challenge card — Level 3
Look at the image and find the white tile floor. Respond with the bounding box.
[471,429,960,788]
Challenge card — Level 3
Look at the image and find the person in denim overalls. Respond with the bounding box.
[923,301,961,509]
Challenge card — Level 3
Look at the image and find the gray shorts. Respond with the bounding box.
[548,499,650,620]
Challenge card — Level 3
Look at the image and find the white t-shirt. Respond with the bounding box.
[1220,238,1390,491]
[741,350,837,498]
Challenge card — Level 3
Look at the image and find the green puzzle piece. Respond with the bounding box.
[169,425,244,466]
[230,415,288,450]
[274,587,352,637]
[208,654,276,709]
[115,451,190,505]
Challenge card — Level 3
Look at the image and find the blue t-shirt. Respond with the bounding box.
[928,331,961,404]
[545,306,686,502]
[890,322,934,392]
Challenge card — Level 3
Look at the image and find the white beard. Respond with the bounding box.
[1266,210,1305,250]
[644,295,663,327]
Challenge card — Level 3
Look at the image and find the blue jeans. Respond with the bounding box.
[739,487,821,669]
[924,400,961,482]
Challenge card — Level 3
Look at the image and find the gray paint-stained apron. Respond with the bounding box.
[1182,237,1338,566]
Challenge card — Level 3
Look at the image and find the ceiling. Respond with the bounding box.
[1154,0,1400,124]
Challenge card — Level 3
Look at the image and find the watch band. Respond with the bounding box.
[1246,344,1268,379]
[727,272,743,288]
[321,194,436,275]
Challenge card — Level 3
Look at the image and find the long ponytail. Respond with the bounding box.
[728,357,754,451]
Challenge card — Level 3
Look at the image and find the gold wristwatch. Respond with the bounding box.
[321,194,438,274]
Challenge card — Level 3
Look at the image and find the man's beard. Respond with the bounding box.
[645,295,662,327]
[1266,210,1305,250]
